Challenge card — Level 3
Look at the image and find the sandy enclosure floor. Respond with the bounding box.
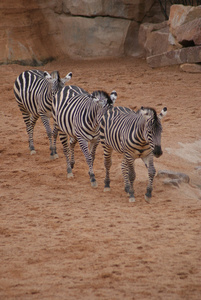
[0,57,201,300]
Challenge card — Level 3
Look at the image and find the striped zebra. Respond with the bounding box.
[100,106,167,202]
[14,69,72,158]
[52,88,117,187]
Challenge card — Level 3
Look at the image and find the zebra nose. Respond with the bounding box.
[153,145,163,158]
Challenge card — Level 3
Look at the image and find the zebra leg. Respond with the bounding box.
[40,115,54,160]
[121,157,130,193]
[143,155,156,202]
[59,132,73,178]
[128,159,136,202]
[122,155,135,202]
[52,124,59,159]
[77,136,97,188]
[90,137,100,165]
[27,115,39,155]
[70,137,77,169]
[103,146,113,192]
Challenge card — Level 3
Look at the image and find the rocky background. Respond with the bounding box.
[0,1,200,68]
[0,0,166,65]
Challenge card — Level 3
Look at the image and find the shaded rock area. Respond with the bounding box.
[139,4,201,68]
[157,170,190,187]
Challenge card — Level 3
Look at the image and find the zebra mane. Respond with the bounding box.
[91,90,113,105]
[50,70,60,80]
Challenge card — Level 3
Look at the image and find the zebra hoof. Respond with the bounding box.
[104,187,110,192]
[145,195,151,203]
[53,153,59,159]
[129,197,135,203]
[67,173,74,179]
[30,150,36,155]
[91,181,98,188]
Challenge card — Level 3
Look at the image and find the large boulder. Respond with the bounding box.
[139,21,171,56]
[58,16,131,58]
[169,5,201,47]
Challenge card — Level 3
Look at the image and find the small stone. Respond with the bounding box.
[180,63,201,73]
[157,170,190,184]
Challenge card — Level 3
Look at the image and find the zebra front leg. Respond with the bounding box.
[59,132,73,178]
[70,137,77,169]
[77,136,97,188]
[40,114,54,160]
[143,155,156,202]
[103,146,113,192]
[52,124,59,160]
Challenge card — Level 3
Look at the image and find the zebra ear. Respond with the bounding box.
[44,71,51,79]
[63,72,72,83]
[158,107,167,120]
[110,90,117,104]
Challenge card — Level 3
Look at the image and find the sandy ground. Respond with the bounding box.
[0,57,201,300]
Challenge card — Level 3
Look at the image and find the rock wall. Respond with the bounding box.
[0,0,165,65]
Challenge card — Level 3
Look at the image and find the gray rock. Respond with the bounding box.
[157,170,190,185]
[174,18,201,47]
[63,0,154,22]
[138,21,171,56]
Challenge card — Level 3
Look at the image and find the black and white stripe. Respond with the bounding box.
[52,88,117,187]
[100,106,167,202]
[14,69,72,158]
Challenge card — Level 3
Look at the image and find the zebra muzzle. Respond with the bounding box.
[153,145,163,158]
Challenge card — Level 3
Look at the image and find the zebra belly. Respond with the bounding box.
[128,147,152,159]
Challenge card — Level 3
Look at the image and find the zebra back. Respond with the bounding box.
[100,106,164,156]
[53,88,115,140]
[14,70,72,116]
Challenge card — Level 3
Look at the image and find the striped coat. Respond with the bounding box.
[14,69,72,158]
[100,106,167,202]
[52,88,117,187]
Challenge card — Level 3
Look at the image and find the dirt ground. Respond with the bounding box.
[0,57,201,300]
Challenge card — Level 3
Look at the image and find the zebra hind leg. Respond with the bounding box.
[103,146,113,192]
[70,137,77,168]
[28,113,38,155]
[59,132,73,178]
[122,156,135,202]
[52,125,59,160]
[40,114,55,160]
[77,137,97,188]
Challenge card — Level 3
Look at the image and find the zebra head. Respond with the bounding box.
[91,90,117,107]
[141,107,167,158]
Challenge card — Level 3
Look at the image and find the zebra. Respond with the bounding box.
[52,88,117,187]
[100,106,167,202]
[14,69,72,159]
